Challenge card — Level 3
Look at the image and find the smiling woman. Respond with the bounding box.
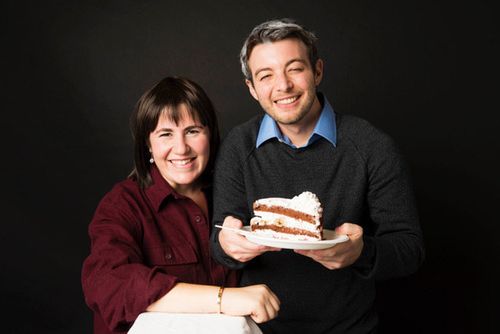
[148,105,211,197]
[129,77,220,191]
[81,77,280,334]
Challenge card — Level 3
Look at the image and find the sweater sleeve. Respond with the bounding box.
[210,127,253,270]
[353,127,425,280]
[81,188,177,332]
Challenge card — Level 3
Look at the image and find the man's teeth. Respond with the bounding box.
[275,96,298,104]
[171,158,193,166]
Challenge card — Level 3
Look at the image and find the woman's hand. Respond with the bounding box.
[222,284,280,323]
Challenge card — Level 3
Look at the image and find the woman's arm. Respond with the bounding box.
[146,283,280,323]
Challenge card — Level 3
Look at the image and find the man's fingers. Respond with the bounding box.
[223,216,243,228]
[335,222,363,237]
[220,216,282,262]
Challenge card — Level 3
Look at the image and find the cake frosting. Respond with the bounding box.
[250,191,323,241]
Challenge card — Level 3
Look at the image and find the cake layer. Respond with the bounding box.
[250,191,324,241]
[250,221,322,241]
[253,204,317,225]
[250,212,320,234]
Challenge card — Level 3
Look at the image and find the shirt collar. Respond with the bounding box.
[144,165,211,212]
[145,165,177,212]
[256,93,337,148]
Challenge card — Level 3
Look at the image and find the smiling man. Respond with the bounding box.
[245,38,323,147]
[211,19,425,333]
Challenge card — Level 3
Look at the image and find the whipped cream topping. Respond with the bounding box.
[254,191,323,219]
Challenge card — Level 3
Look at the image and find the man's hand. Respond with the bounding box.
[219,216,280,262]
[294,222,363,270]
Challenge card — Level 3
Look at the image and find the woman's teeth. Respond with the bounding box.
[170,158,193,166]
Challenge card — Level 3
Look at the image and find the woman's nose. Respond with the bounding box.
[172,135,190,154]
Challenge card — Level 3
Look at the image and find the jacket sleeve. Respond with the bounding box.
[353,127,425,280]
[210,129,251,270]
[81,188,177,332]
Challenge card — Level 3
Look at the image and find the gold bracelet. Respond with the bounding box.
[216,286,224,314]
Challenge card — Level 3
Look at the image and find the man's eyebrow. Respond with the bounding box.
[254,67,272,78]
[253,58,308,77]
[285,58,307,67]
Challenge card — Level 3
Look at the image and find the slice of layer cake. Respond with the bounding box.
[250,191,323,241]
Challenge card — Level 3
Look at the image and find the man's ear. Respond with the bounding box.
[245,79,259,101]
[314,59,324,86]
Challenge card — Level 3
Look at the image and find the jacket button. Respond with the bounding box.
[165,252,172,260]
[195,215,202,223]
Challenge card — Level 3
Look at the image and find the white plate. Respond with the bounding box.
[240,226,349,250]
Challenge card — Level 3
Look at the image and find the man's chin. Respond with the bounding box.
[272,112,305,125]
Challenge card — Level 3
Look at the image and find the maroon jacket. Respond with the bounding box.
[82,166,238,333]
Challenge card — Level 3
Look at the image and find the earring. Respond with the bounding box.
[148,147,154,163]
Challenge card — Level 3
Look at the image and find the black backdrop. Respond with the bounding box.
[3,1,499,333]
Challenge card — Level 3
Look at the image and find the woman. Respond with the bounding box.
[81,77,280,334]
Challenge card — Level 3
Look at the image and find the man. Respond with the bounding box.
[211,18,424,333]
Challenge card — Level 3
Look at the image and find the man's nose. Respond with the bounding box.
[275,72,293,91]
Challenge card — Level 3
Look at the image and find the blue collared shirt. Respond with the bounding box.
[256,94,337,149]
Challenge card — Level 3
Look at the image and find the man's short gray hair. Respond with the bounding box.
[239,18,319,82]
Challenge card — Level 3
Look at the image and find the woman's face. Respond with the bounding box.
[149,104,210,193]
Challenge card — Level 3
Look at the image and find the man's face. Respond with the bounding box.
[245,38,323,127]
